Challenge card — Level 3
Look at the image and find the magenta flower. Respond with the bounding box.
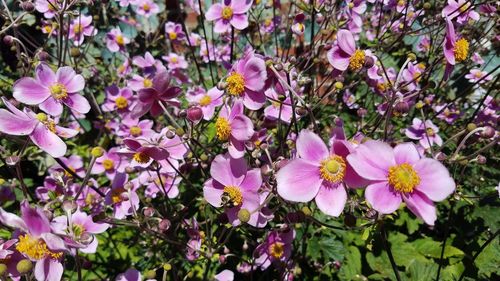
[115,116,155,139]
[264,88,293,123]
[106,28,130,52]
[119,138,169,168]
[203,154,262,226]
[116,268,141,281]
[91,147,126,180]
[405,118,443,149]
[52,210,109,254]
[35,0,60,18]
[49,155,86,178]
[443,19,469,66]
[215,101,254,158]
[291,13,306,35]
[13,63,89,116]
[276,130,366,217]
[131,71,182,118]
[347,141,456,225]
[254,228,295,270]
[105,173,140,219]
[102,85,136,114]
[442,0,479,24]
[69,15,97,46]
[327,29,366,72]
[0,201,68,281]
[165,21,186,43]
[186,86,224,120]
[162,53,189,70]
[135,0,159,17]
[0,98,78,158]
[205,0,252,33]
[465,69,493,84]
[138,167,180,199]
[225,52,267,110]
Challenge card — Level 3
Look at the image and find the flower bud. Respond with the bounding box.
[217,81,227,90]
[37,51,49,61]
[394,101,409,115]
[423,2,432,9]
[70,47,81,57]
[2,35,13,46]
[415,101,425,109]
[477,155,486,164]
[20,1,35,12]
[301,206,312,216]
[480,126,495,139]
[334,81,344,90]
[175,127,185,136]
[407,53,417,62]
[144,269,156,279]
[187,106,203,123]
[466,123,477,132]
[237,209,251,223]
[219,255,226,264]
[62,200,76,212]
[163,263,172,271]
[364,56,375,68]
[5,155,20,166]
[315,13,324,24]
[165,130,176,139]
[0,263,7,275]
[16,259,33,274]
[143,207,155,217]
[91,147,104,157]
[357,108,367,117]
[159,219,171,231]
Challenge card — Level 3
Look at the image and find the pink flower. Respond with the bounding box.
[405,118,443,149]
[131,71,182,118]
[291,13,306,35]
[115,116,155,139]
[164,22,186,43]
[264,88,293,123]
[347,141,456,225]
[255,228,295,270]
[443,19,469,66]
[416,36,431,53]
[118,138,170,168]
[35,0,60,18]
[13,63,89,116]
[102,85,136,114]
[205,0,252,33]
[132,51,158,72]
[162,53,189,70]
[135,0,159,17]
[327,29,367,72]
[105,173,140,219]
[214,270,234,281]
[0,98,78,158]
[91,147,127,180]
[215,101,254,158]
[138,167,180,199]
[186,86,224,120]
[225,52,267,110]
[68,15,97,46]
[106,28,130,52]
[0,201,68,281]
[276,130,366,217]
[442,0,479,24]
[465,69,492,84]
[203,154,262,226]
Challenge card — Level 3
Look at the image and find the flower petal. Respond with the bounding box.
[0,109,37,135]
[394,142,421,165]
[296,130,329,163]
[365,182,402,214]
[231,115,254,141]
[210,154,246,187]
[337,29,356,55]
[63,94,91,114]
[276,158,322,202]
[403,191,437,225]
[413,158,455,201]
[29,124,67,158]
[315,184,347,217]
[13,77,51,105]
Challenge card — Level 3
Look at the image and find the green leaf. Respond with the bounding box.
[407,260,438,280]
[206,122,216,142]
[475,237,500,278]
[339,246,362,280]
[307,236,344,262]
[413,238,464,259]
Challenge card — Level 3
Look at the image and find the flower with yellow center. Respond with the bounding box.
[143,78,153,88]
[319,155,346,183]
[111,187,126,204]
[102,159,114,171]
[170,56,178,63]
[115,96,128,109]
[133,152,151,164]
[264,18,272,27]
[268,242,285,259]
[226,72,245,96]
[454,38,469,62]
[143,3,151,12]
[154,175,169,186]
[49,83,68,100]
[215,117,231,141]
[349,50,365,71]
[474,71,482,78]
[221,6,233,20]
[199,95,212,106]
[16,234,63,260]
[388,163,420,193]
[426,127,435,136]
[73,24,83,35]
[35,113,56,133]
[168,32,177,40]
[130,126,142,137]
[223,185,243,206]
[72,224,85,237]
[348,2,354,8]
[116,35,125,46]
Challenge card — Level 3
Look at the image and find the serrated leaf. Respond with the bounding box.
[339,246,362,280]
[475,237,500,278]
[413,238,464,259]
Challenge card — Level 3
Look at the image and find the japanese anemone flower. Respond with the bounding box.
[347,141,456,225]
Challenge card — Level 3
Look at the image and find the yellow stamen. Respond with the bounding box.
[226,72,245,96]
[16,234,63,260]
[223,185,243,206]
[143,3,151,12]
[349,49,365,71]
[221,7,233,20]
[168,32,177,40]
[388,163,420,193]
[319,155,346,183]
[426,128,435,136]
[454,38,469,62]
[133,152,150,164]
[269,242,285,259]
[129,126,142,137]
[215,117,231,141]
[73,24,83,35]
[115,96,128,109]
[170,56,178,63]
[143,78,153,88]
[199,95,212,106]
[111,187,126,204]
[116,35,125,46]
[102,159,114,171]
[49,83,68,100]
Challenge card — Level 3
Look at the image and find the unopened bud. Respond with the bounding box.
[476,155,486,164]
[62,200,76,212]
[407,53,417,62]
[20,1,35,12]
[165,130,176,139]
[480,126,495,138]
[163,263,172,271]
[238,209,251,223]
[423,2,432,9]
[70,47,81,57]
[466,123,477,132]
[186,106,203,123]
[16,259,33,274]
[159,219,171,231]
[364,56,375,68]
[91,147,104,157]
[334,81,344,89]
[301,206,312,216]
[3,35,13,45]
[0,264,7,275]
[144,269,156,279]
[175,127,185,136]
[143,207,155,217]
[415,101,425,109]
[357,108,367,117]
[394,101,409,115]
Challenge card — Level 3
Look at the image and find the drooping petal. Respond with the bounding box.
[21,201,51,236]
[403,191,437,225]
[29,124,67,158]
[315,184,347,217]
[13,77,51,105]
[365,182,402,214]
[276,159,322,202]
[0,109,37,135]
[296,130,329,163]
[336,29,356,55]
[0,207,28,232]
[34,258,64,281]
[413,158,455,201]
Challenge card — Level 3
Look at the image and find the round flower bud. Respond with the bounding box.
[274,63,283,71]
[289,56,297,64]
[91,147,104,157]
[165,130,176,139]
[144,269,156,279]
[415,101,425,109]
[163,263,172,271]
[20,1,35,12]
[5,155,20,166]
[301,206,312,216]
[0,263,7,276]
[200,153,208,162]
[16,259,33,274]
[423,2,432,9]
[187,106,203,123]
[480,126,495,139]
[178,110,187,118]
[159,219,171,231]
[143,207,155,217]
[70,47,81,57]
[394,101,409,115]
[334,81,344,90]
[364,56,375,68]
[357,108,367,117]
[476,155,486,164]
[466,123,477,132]
[2,35,13,46]
[62,200,76,212]
[407,53,417,62]
[315,13,324,24]
[37,51,49,61]
[237,209,251,223]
